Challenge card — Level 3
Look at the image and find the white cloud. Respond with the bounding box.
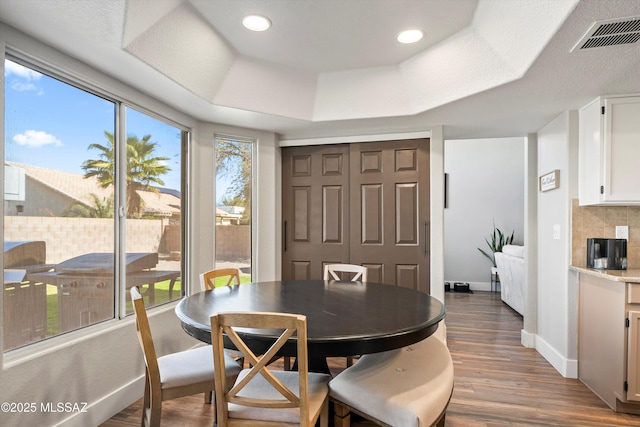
[5,60,44,94]
[4,60,42,81]
[10,81,40,93]
[13,130,63,148]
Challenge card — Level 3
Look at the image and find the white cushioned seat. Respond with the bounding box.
[502,244,524,258]
[329,335,454,427]
[158,345,241,389]
[228,369,331,423]
[495,244,525,315]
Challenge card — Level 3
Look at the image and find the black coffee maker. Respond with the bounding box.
[587,238,627,270]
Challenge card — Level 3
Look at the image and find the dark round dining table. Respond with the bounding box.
[175,280,446,373]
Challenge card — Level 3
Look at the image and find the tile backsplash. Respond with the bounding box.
[571,199,640,268]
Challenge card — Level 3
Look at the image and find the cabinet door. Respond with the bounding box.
[628,310,640,401]
[578,97,603,206]
[603,97,640,202]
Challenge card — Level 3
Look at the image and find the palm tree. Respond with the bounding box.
[82,131,170,218]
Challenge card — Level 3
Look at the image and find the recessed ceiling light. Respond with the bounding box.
[243,15,271,32]
[397,29,423,44]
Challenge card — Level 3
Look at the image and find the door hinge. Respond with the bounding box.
[602,105,605,115]
[625,381,629,391]
[626,317,630,328]
[601,186,604,194]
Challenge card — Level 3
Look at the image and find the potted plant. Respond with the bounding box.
[478,222,514,283]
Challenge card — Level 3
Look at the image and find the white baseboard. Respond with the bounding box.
[54,375,144,427]
[521,329,536,348]
[535,335,578,379]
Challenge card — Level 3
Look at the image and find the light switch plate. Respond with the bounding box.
[616,225,629,240]
[553,224,560,240]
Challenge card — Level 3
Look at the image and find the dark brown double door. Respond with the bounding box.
[282,139,430,293]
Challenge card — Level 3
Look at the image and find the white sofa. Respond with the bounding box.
[494,245,524,316]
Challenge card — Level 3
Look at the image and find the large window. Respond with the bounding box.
[3,57,185,351]
[122,107,185,315]
[214,136,252,283]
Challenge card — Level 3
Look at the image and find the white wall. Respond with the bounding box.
[444,137,525,289]
[522,133,538,347]
[535,111,579,378]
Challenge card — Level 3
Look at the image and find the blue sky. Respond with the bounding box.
[4,59,182,191]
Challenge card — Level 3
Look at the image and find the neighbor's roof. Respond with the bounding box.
[216,207,242,221]
[6,162,180,216]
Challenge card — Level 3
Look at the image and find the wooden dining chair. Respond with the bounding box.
[210,311,331,427]
[201,268,291,370]
[130,287,242,427]
[323,263,368,367]
[200,267,241,290]
[324,264,368,282]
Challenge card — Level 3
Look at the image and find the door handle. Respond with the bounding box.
[283,220,287,252]
[424,220,428,256]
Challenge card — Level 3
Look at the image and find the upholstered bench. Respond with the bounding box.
[329,335,454,427]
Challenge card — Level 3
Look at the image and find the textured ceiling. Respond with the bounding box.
[122,0,575,121]
[1,0,640,140]
[189,0,478,73]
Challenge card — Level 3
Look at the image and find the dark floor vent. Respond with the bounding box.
[572,16,640,51]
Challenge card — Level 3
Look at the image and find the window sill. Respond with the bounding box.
[2,300,181,369]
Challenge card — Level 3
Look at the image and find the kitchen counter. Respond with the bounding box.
[575,265,640,412]
[571,265,640,282]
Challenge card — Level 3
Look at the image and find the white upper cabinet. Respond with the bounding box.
[579,96,640,205]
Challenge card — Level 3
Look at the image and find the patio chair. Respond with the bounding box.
[130,286,242,427]
[210,311,331,427]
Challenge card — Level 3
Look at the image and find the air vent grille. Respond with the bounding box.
[572,16,640,51]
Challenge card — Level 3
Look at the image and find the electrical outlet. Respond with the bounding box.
[616,225,629,240]
[553,224,560,240]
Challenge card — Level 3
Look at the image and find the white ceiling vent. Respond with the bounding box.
[572,16,640,51]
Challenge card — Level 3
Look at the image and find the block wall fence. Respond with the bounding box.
[4,217,250,264]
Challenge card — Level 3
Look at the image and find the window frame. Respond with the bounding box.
[3,51,190,353]
[213,133,256,280]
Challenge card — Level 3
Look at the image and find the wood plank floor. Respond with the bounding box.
[102,291,640,426]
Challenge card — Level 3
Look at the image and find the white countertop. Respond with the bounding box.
[570,265,640,282]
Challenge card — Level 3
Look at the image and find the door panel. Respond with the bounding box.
[323,186,343,243]
[364,263,384,283]
[397,264,419,289]
[628,310,640,402]
[282,145,350,280]
[292,187,311,242]
[349,139,430,293]
[396,183,418,244]
[361,184,383,244]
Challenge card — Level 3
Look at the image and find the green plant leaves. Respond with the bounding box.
[478,222,515,267]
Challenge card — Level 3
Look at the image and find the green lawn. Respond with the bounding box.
[44,275,251,335]
[45,279,181,335]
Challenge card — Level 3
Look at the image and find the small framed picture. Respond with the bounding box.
[539,170,560,192]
